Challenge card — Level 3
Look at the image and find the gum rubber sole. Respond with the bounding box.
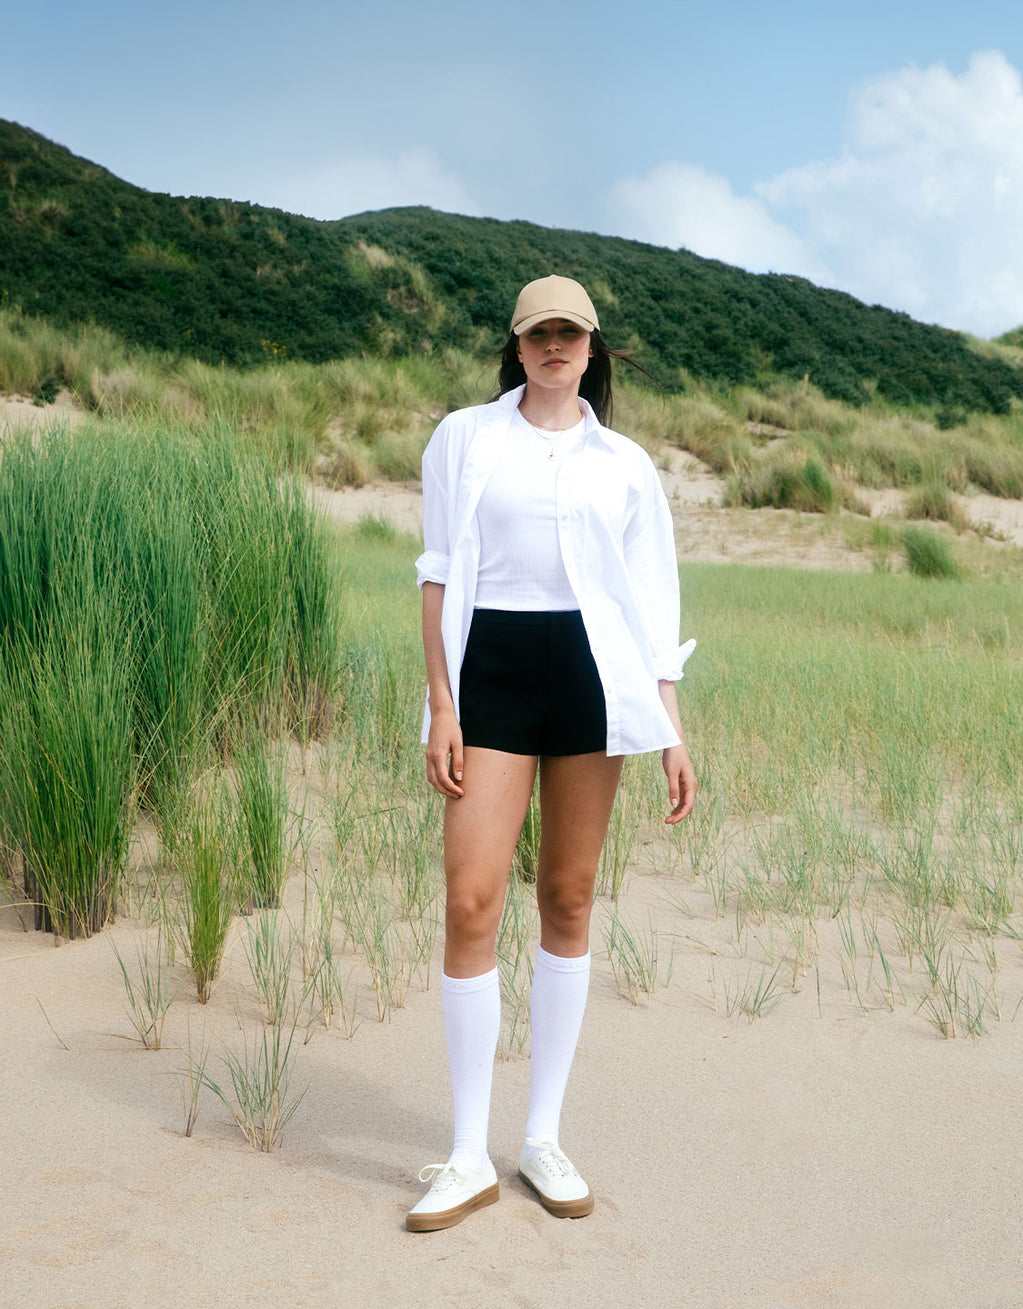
[518,1168,594,1219]
[406,1182,500,1232]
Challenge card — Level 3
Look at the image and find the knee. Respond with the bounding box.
[446,886,503,945]
[537,876,592,935]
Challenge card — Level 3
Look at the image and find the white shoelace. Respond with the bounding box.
[524,1139,576,1179]
[418,1163,463,1190]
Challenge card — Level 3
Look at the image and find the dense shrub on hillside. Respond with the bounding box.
[2,119,1022,414]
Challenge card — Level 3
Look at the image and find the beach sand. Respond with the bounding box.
[4,785,1023,1309]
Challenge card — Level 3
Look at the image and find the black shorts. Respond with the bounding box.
[459,609,607,756]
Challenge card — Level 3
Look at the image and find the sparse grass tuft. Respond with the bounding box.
[601,904,666,1004]
[198,1011,308,1151]
[113,929,176,1049]
[724,964,786,1022]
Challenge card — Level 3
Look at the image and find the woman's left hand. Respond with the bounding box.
[663,741,696,824]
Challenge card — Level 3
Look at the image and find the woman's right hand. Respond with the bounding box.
[425,708,465,798]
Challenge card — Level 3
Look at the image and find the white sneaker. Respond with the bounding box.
[406,1159,499,1232]
[517,1139,593,1218]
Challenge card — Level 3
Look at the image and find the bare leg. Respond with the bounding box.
[442,745,537,976]
[429,747,536,1180]
[521,750,623,1185]
[535,751,624,955]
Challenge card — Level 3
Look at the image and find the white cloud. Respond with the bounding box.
[607,161,823,282]
[607,50,1023,337]
[264,148,481,221]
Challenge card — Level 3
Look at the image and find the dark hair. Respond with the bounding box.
[495,328,657,428]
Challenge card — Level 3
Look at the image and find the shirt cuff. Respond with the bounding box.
[415,549,451,589]
[654,637,696,682]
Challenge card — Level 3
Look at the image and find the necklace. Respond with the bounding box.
[518,406,582,432]
[526,423,568,460]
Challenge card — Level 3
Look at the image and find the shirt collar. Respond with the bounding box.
[495,384,615,450]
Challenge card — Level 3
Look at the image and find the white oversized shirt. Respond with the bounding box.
[415,384,696,756]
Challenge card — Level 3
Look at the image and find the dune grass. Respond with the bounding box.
[2,363,1023,1058]
[902,525,962,580]
[0,594,135,938]
[314,525,1023,1038]
[177,787,238,1004]
[5,304,1023,506]
[0,418,343,937]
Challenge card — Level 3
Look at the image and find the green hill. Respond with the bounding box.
[1,119,1020,414]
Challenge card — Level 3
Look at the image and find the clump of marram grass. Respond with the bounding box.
[738,379,854,438]
[130,492,208,834]
[616,384,755,473]
[725,454,845,513]
[903,525,961,580]
[0,598,135,939]
[244,911,296,1026]
[282,483,341,741]
[600,905,668,1004]
[234,729,290,911]
[903,482,970,532]
[0,421,343,933]
[723,964,787,1023]
[177,788,239,1004]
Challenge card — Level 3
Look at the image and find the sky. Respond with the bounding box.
[4,0,1023,337]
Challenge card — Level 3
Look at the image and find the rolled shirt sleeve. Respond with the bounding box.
[415,548,450,588]
[415,421,453,589]
[655,637,697,682]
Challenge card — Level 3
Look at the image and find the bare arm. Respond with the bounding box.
[658,680,696,824]
[421,581,464,798]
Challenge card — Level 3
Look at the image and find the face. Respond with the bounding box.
[516,318,594,393]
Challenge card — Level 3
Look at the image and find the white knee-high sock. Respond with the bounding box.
[442,967,500,1171]
[524,946,591,1148]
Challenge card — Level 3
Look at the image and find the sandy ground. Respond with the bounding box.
[0,391,85,433]
[4,800,1023,1309]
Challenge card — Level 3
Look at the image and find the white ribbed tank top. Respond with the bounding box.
[473,409,584,611]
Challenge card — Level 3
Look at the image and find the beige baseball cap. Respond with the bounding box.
[511,275,600,335]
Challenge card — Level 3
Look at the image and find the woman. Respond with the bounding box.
[407,274,696,1232]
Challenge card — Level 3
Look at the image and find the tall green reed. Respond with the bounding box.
[177,789,238,1003]
[0,420,343,933]
[0,595,134,938]
[234,729,290,910]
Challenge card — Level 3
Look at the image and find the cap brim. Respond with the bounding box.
[513,310,597,336]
